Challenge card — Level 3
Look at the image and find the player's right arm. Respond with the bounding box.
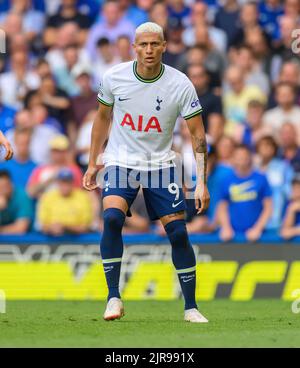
[82,103,112,191]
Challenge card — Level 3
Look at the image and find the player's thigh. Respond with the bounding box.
[160,211,185,227]
[103,195,129,214]
[142,166,186,222]
[102,165,140,215]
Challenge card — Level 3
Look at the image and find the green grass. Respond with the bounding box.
[0,300,300,347]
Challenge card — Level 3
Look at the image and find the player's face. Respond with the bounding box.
[133,33,166,67]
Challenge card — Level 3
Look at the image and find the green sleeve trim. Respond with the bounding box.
[183,109,203,120]
[97,97,113,107]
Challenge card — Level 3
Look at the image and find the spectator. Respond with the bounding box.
[276,15,300,64]
[218,144,272,242]
[263,82,300,143]
[69,67,98,143]
[123,0,151,27]
[38,75,70,131]
[27,134,82,199]
[281,175,300,240]
[223,65,266,135]
[0,51,40,109]
[258,0,283,42]
[116,35,134,63]
[0,127,37,189]
[0,169,33,234]
[35,58,52,79]
[284,0,300,18]
[277,123,300,174]
[167,0,191,28]
[5,109,59,164]
[182,1,227,52]
[234,100,266,148]
[92,37,121,87]
[38,168,93,236]
[53,44,85,97]
[193,23,226,79]
[44,0,92,48]
[215,135,236,169]
[30,104,63,133]
[162,19,186,69]
[214,0,240,48]
[75,109,97,170]
[187,64,223,142]
[233,1,260,45]
[186,145,231,234]
[244,26,276,80]
[149,0,168,30]
[268,61,300,108]
[0,0,45,42]
[233,44,270,95]
[255,136,293,229]
[86,0,135,59]
[45,22,90,71]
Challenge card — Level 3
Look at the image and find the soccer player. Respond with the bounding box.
[83,22,210,323]
[0,131,13,160]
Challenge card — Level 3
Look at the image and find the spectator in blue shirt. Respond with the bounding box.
[258,0,284,42]
[0,169,33,234]
[214,0,240,48]
[281,175,300,240]
[218,144,272,242]
[0,102,16,134]
[167,0,191,28]
[255,136,293,229]
[0,127,37,189]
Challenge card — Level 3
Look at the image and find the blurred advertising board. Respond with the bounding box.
[0,244,299,301]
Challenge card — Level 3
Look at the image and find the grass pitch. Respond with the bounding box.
[0,300,299,348]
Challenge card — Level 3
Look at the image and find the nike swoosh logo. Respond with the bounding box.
[118,97,131,101]
[182,278,195,283]
[172,200,183,208]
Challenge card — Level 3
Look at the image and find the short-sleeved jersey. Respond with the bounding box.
[219,170,272,232]
[97,61,202,171]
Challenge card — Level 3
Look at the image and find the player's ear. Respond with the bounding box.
[162,40,167,53]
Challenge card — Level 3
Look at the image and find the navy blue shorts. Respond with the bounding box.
[102,165,186,221]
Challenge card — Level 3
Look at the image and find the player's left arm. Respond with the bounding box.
[0,131,13,160]
[186,114,210,214]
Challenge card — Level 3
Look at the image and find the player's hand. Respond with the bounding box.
[194,183,210,214]
[0,133,13,160]
[83,165,101,191]
[220,226,234,242]
[246,226,262,242]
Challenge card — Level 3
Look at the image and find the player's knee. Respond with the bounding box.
[164,220,189,248]
[103,208,126,232]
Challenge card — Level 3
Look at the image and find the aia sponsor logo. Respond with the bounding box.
[121,113,162,133]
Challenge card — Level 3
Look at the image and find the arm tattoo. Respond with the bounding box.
[194,138,208,184]
[195,138,207,153]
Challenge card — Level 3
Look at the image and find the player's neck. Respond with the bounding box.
[136,61,162,80]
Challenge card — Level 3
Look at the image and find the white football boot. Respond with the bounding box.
[184,308,209,323]
[103,297,125,321]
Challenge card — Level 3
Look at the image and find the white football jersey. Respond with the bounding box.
[97,60,202,171]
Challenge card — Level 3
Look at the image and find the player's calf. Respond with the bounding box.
[164,219,198,311]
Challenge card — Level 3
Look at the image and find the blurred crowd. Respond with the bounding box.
[0,0,299,241]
